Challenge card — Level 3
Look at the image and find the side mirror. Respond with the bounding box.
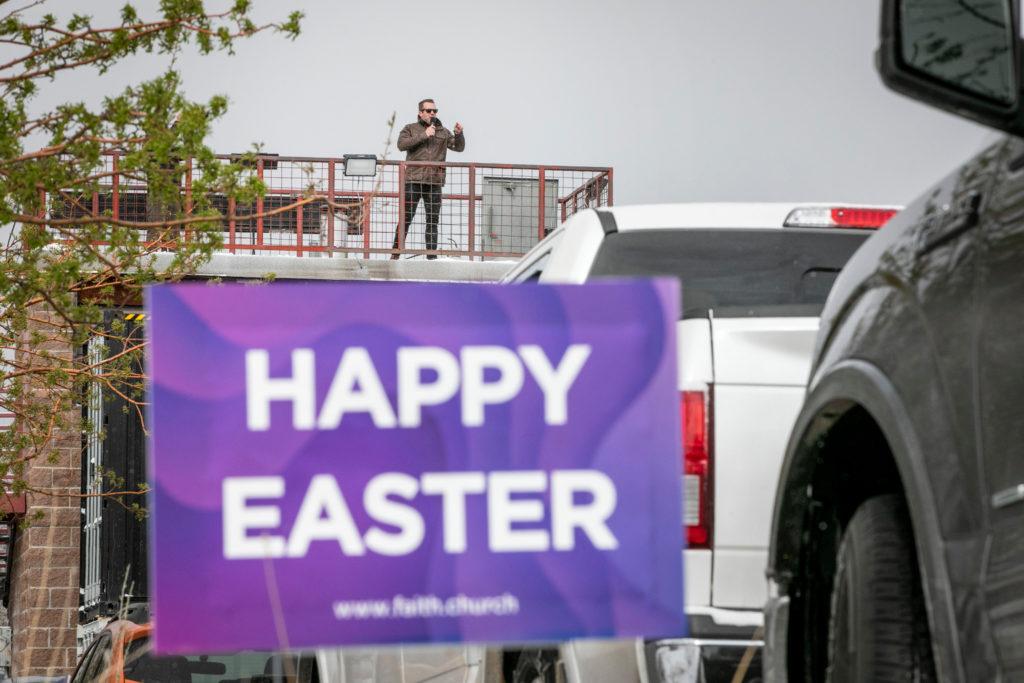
[878,0,1024,134]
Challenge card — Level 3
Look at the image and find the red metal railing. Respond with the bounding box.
[50,155,613,261]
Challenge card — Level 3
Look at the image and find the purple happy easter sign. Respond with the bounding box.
[147,280,683,653]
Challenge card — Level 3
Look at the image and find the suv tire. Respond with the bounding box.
[826,494,936,682]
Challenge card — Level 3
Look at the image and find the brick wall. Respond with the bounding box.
[8,304,81,677]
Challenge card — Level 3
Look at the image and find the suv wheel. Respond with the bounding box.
[826,494,936,682]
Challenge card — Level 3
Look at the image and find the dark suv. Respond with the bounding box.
[765,2,1024,682]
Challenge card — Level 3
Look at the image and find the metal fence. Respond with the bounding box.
[81,336,104,616]
[48,155,613,260]
[77,313,149,624]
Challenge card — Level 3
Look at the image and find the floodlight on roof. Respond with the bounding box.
[343,154,378,177]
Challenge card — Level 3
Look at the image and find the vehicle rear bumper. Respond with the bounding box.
[644,609,763,683]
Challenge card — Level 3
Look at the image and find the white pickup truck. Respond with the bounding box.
[498,203,897,683]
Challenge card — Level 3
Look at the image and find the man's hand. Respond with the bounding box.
[425,125,436,138]
[454,122,464,135]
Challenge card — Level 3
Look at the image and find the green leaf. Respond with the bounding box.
[0,1,306,501]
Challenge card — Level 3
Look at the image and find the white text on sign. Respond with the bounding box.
[222,470,619,559]
[245,344,592,430]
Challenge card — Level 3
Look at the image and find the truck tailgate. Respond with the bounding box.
[709,317,819,609]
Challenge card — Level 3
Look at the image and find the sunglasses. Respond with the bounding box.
[420,108,438,114]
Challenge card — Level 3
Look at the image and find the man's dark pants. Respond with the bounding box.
[392,182,441,259]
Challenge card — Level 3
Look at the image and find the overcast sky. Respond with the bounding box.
[25,0,997,206]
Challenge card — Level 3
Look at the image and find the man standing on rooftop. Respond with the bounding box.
[392,98,465,260]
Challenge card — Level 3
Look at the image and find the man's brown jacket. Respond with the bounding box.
[397,118,465,185]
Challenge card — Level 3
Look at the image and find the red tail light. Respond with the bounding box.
[829,207,898,229]
[682,390,712,549]
[783,206,900,230]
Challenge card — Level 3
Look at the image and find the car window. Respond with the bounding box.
[512,251,551,283]
[123,636,317,683]
[588,228,870,319]
[505,227,563,283]
[77,633,112,683]
[71,635,102,683]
